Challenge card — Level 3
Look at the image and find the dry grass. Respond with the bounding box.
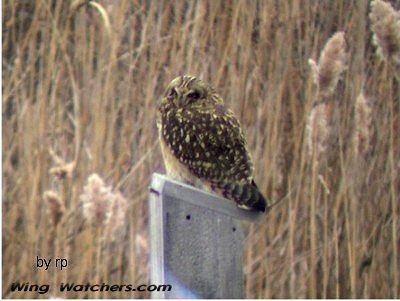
[2,0,399,298]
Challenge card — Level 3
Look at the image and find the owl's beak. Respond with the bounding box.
[173,90,183,107]
[178,94,183,106]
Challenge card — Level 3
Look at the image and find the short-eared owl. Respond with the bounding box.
[157,75,268,212]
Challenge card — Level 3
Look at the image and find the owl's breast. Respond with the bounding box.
[158,127,210,191]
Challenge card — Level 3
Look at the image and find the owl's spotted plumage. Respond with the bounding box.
[157,75,269,212]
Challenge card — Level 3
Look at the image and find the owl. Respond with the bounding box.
[157,75,269,212]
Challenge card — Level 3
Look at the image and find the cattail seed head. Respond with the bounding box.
[104,191,128,242]
[80,173,129,242]
[306,102,335,163]
[80,174,114,226]
[309,32,348,98]
[354,92,374,158]
[370,0,400,64]
[306,32,347,167]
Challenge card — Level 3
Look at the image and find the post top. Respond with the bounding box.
[149,173,264,222]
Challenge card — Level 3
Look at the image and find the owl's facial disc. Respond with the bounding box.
[163,75,210,108]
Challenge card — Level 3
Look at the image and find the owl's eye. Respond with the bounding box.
[167,87,178,98]
[187,90,202,101]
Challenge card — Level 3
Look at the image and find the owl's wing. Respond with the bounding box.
[162,105,267,212]
[163,105,254,184]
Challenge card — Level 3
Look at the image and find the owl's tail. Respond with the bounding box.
[220,181,270,213]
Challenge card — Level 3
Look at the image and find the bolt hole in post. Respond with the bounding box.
[232,227,236,232]
[186,214,191,220]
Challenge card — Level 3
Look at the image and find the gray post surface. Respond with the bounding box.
[149,173,263,299]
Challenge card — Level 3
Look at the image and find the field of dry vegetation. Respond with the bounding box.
[2,0,399,298]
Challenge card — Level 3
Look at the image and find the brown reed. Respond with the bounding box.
[44,190,65,227]
[2,1,398,298]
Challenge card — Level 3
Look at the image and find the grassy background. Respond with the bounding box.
[2,0,399,298]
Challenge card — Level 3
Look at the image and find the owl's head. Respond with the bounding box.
[161,75,222,109]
